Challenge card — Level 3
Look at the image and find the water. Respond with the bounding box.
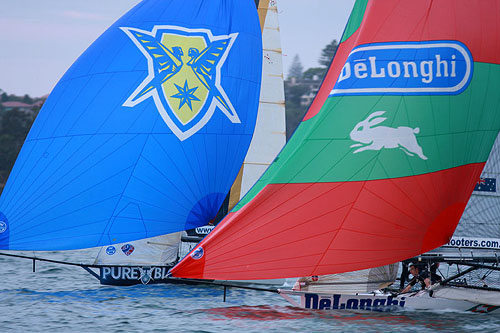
[2,253,500,332]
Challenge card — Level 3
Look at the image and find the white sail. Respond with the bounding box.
[229,0,286,206]
[293,264,398,294]
[455,133,500,238]
[428,133,500,258]
[94,232,181,265]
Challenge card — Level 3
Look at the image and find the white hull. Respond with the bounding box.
[279,290,500,314]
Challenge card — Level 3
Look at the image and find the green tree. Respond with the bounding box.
[285,106,308,140]
[303,67,326,80]
[22,94,33,104]
[318,39,339,68]
[0,109,35,194]
[284,83,309,139]
[285,84,309,107]
[288,54,304,78]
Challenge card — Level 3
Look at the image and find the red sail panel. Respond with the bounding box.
[171,163,483,279]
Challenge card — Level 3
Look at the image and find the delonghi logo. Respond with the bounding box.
[191,246,204,260]
[0,221,6,234]
[304,293,406,312]
[331,41,473,96]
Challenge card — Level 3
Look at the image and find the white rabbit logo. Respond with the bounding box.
[350,111,428,160]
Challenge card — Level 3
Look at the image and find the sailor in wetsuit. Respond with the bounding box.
[401,263,442,293]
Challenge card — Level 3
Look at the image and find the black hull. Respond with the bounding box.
[99,265,175,286]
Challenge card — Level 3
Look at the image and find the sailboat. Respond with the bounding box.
[0,0,267,285]
[93,0,287,286]
[169,0,500,313]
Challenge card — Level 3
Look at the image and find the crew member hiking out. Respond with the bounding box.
[401,262,442,293]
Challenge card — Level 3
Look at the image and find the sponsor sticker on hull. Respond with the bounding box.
[445,237,500,250]
[303,293,406,312]
[100,266,171,285]
[331,41,473,96]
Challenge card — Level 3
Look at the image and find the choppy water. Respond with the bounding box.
[2,252,500,332]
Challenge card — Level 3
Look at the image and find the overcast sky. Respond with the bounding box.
[0,0,355,97]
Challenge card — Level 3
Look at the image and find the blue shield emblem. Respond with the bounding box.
[122,25,239,140]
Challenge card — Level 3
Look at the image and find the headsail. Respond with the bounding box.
[0,0,262,250]
[171,0,500,280]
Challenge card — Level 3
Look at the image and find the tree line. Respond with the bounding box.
[0,89,41,194]
[285,39,338,139]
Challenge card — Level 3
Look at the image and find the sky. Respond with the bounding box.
[0,0,355,97]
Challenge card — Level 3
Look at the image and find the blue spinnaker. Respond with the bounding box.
[0,0,262,250]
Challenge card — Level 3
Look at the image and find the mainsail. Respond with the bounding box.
[454,133,500,239]
[171,0,500,280]
[228,0,287,210]
[293,264,398,294]
[0,0,262,251]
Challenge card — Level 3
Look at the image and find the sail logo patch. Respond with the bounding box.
[121,25,239,141]
[350,111,427,160]
[0,212,7,234]
[331,41,473,96]
[106,246,116,255]
[191,246,204,260]
[121,244,135,256]
[474,177,496,192]
[138,267,153,284]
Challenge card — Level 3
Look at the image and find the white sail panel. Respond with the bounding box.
[238,0,286,198]
[94,232,181,265]
[293,264,398,294]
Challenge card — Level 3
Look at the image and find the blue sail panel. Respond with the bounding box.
[0,0,262,250]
